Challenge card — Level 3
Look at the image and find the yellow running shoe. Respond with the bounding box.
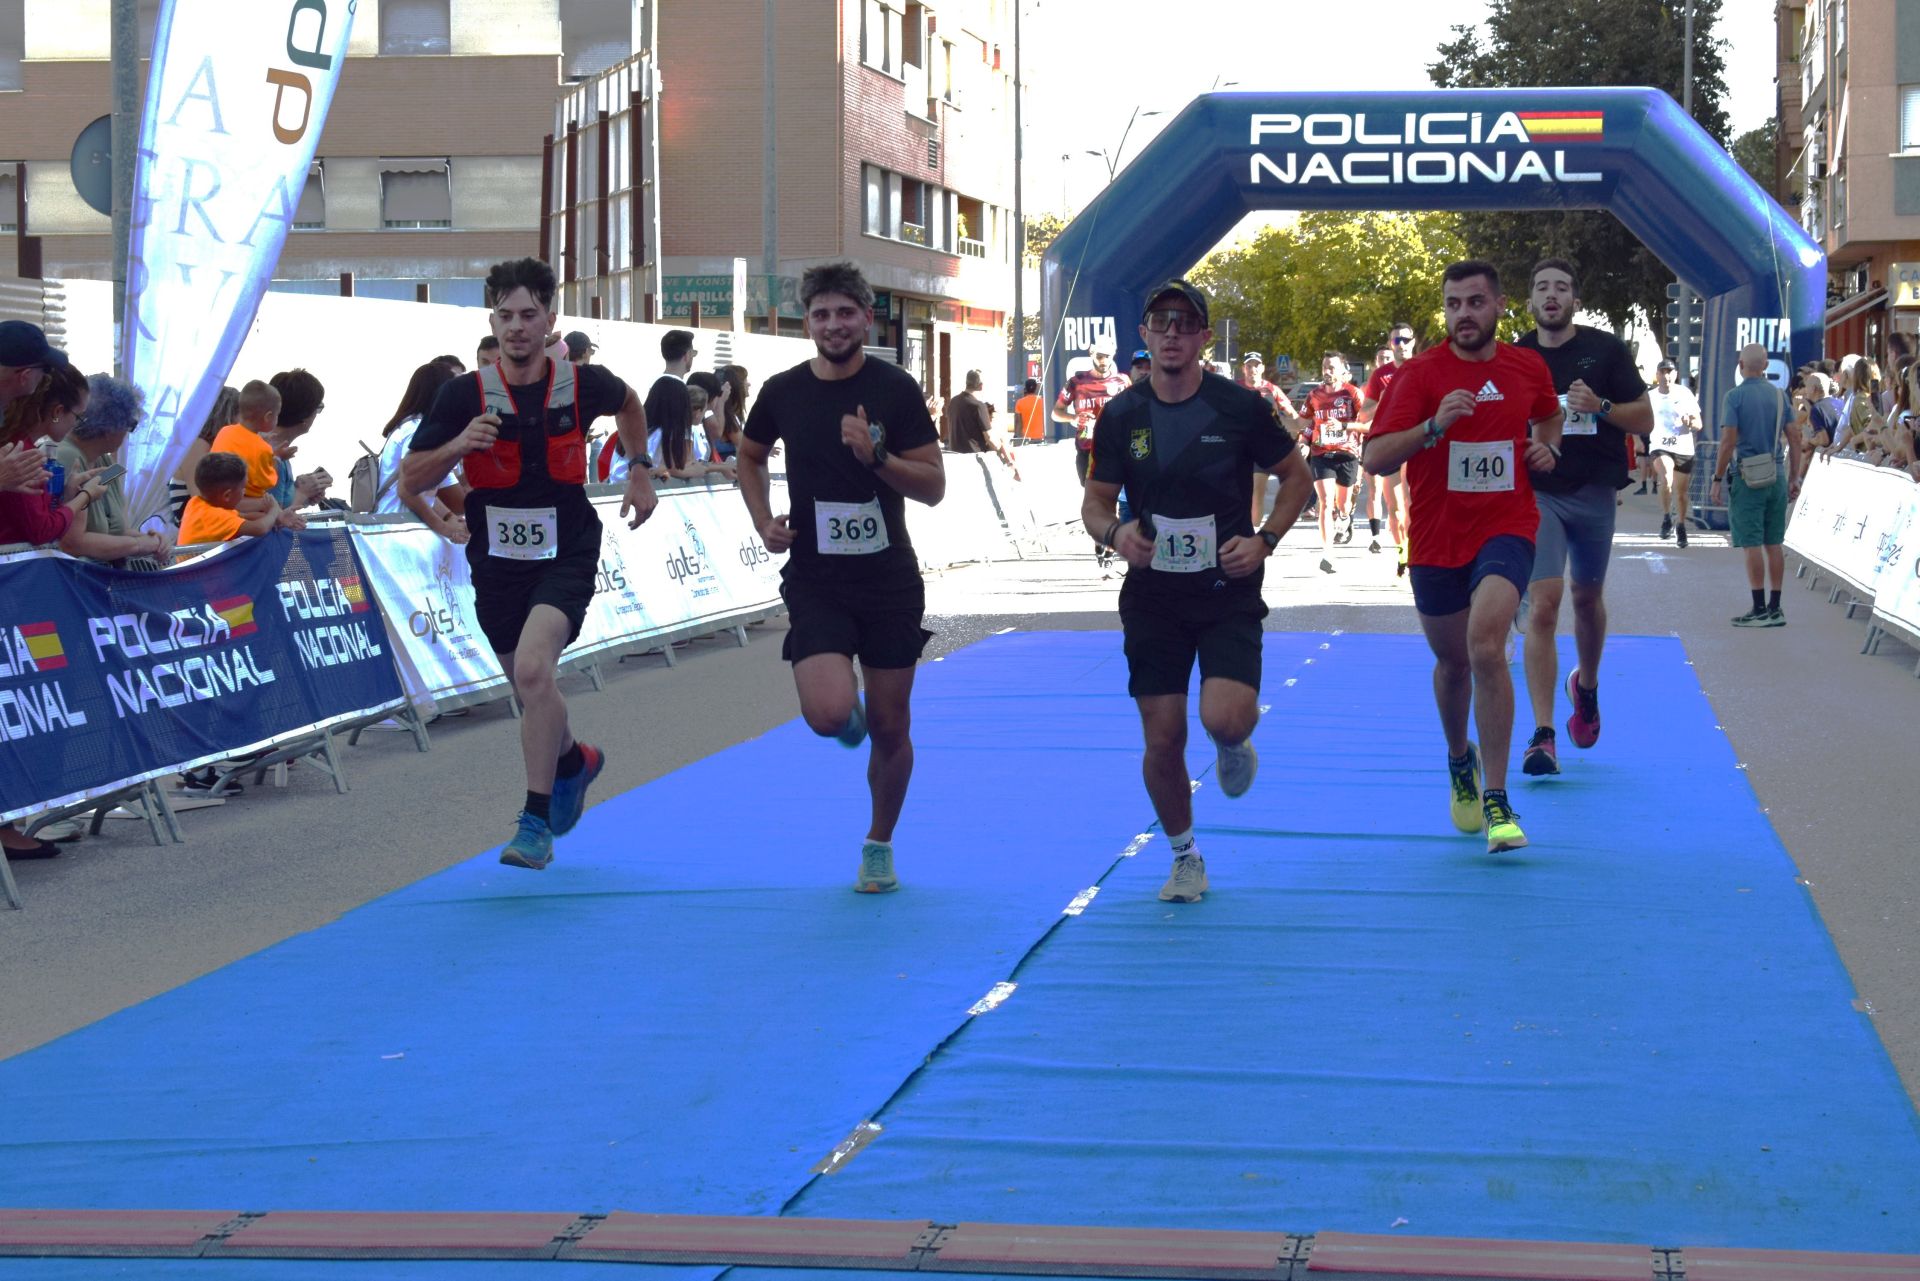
[1448,742,1483,833]
[1483,789,1528,853]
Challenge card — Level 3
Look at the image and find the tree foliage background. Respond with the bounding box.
[1191,211,1522,374]
[1429,0,1732,334]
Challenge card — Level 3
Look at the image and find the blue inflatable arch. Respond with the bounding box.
[1041,87,1822,437]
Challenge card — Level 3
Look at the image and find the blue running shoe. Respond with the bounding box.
[549,743,604,836]
[836,699,868,749]
[499,812,554,870]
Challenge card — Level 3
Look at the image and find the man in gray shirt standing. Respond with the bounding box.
[1709,343,1802,627]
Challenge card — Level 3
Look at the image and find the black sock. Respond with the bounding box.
[525,791,552,821]
[1369,518,1382,535]
[556,743,585,779]
[1751,588,1766,612]
[1768,590,1781,611]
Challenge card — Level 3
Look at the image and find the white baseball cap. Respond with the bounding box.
[1088,337,1115,356]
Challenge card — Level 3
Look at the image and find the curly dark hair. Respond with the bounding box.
[799,261,874,312]
[484,257,558,311]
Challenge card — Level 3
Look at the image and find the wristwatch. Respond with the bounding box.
[869,442,890,469]
[1258,529,1280,552]
[1599,398,1613,416]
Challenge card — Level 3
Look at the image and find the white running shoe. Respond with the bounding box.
[854,840,898,893]
[1158,852,1209,903]
[1215,738,1258,798]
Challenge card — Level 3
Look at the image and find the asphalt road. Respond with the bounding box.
[5,488,1917,1113]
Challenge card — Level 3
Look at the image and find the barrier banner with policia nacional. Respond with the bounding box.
[0,528,404,825]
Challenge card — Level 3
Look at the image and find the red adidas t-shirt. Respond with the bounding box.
[1374,342,1558,569]
[1304,383,1364,456]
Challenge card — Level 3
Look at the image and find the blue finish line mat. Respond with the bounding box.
[2,630,1917,1278]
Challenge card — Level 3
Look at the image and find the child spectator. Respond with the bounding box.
[178,452,281,544]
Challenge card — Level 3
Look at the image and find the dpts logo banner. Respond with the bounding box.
[118,0,357,526]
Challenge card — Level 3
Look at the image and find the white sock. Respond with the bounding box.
[864,838,892,851]
[1167,827,1196,857]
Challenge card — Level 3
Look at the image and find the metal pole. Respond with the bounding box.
[1009,0,1023,395]
[110,0,139,376]
[761,0,778,329]
[1676,0,1696,384]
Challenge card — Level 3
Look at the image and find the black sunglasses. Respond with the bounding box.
[1390,335,1414,344]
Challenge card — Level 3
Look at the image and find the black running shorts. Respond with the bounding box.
[780,569,931,669]
[1119,582,1268,698]
[470,545,601,655]
[1309,453,1359,486]
[1651,449,1695,474]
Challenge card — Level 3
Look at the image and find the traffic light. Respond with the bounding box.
[1664,284,1703,362]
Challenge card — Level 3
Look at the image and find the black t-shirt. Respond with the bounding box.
[411,361,630,556]
[743,356,938,580]
[1091,372,1294,596]
[1514,325,1648,492]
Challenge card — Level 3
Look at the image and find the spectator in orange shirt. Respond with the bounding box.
[206,380,307,530]
[178,452,281,545]
[1011,377,1045,444]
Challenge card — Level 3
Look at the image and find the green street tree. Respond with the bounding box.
[1732,119,1780,204]
[1429,0,1732,333]
[1192,210,1490,376]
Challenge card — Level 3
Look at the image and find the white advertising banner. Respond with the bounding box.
[1785,458,1919,597]
[119,0,357,526]
[1868,489,1920,642]
[349,487,786,710]
[347,521,509,711]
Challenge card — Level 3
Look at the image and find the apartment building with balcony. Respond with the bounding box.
[646,0,1019,401]
[0,0,637,306]
[1779,0,1920,362]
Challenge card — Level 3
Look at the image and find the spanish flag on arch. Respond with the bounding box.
[1517,111,1605,144]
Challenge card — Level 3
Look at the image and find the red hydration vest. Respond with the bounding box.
[462,358,587,490]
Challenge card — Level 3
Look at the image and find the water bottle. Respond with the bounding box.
[42,443,63,515]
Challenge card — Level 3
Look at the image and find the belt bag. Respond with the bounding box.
[1737,452,1778,488]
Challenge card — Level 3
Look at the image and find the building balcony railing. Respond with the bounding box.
[957,236,986,258]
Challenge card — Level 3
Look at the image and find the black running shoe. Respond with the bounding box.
[1521,727,1560,776]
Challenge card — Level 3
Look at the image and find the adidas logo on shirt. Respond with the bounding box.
[1475,380,1504,402]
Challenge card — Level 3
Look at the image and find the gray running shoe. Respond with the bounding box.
[1764,606,1786,627]
[1731,608,1771,628]
[1215,738,1258,798]
[1158,852,1209,903]
[854,840,898,893]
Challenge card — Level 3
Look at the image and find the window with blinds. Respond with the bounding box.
[381,163,451,229]
[1902,86,1920,153]
[381,0,451,56]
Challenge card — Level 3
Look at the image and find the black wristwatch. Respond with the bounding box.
[869,442,890,469]
[1258,529,1280,552]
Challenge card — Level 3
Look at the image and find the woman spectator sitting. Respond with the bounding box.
[375,360,467,542]
[651,384,728,481]
[168,386,239,525]
[54,374,169,564]
[687,372,737,481]
[717,363,751,460]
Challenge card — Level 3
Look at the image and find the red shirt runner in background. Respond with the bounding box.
[1056,370,1131,452]
[1240,378,1297,419]
[1304,382,1364,456]
[1373,344,1558,569]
